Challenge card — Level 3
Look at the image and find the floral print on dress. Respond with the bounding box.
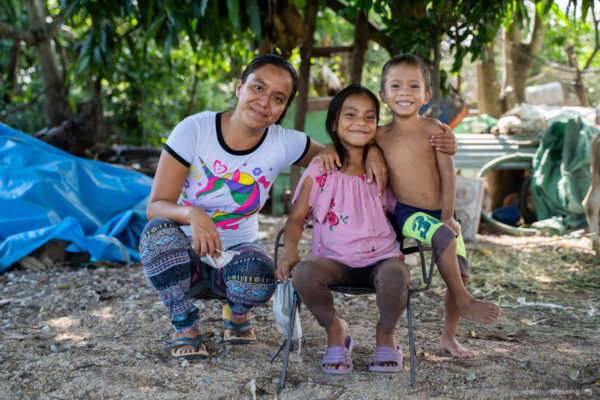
[357,246,377,254]
[327,211,339,226]
[292,161,403,267]
[314,172,328,192]
[326,199,349,231]
[302,211,314,231]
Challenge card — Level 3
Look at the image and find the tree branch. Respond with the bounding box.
[0,88,47,121]
[0,22,35,45]
[312,45,353,57]
[583,3,599,71]
[47,8,66,35]
[523,8,545,55]
[325,0,392,53]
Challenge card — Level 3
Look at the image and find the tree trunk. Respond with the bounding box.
[4,39,21,104]
[476,44,503,118]
[502,10,545,106]
[350,10,369,84]
[430,17,442,119]
[24,0,70,127]
[291,0,318,193]
[90,74,104,143]
[566,45,590,106]
[500,25,515,109]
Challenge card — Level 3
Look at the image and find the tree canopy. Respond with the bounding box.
[0,0,597,151]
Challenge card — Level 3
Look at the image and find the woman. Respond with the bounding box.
[139,54,456,359]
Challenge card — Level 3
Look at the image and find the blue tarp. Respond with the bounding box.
[0,124,152,272]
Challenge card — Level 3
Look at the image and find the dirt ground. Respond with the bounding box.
[1,216,599,399]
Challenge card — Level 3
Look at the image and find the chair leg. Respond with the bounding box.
[269,340,287,363]
[407,296,416,387]
[279,294,300,390]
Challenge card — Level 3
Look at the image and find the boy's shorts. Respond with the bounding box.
[394,202,469,277]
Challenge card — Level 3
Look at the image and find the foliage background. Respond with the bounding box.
[1,0,598,146]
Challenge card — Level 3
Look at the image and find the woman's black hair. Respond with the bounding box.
[325,84,380,167]
[240,54,298,124]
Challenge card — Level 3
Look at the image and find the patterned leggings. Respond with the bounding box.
[139,218,276,333]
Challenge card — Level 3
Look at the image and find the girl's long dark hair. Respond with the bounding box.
[325,84,380,167]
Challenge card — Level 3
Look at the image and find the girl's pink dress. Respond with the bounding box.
[292,161,403,267]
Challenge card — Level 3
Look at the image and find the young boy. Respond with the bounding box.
[376,55,502,358]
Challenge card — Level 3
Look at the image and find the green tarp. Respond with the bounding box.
[531,117,599,234]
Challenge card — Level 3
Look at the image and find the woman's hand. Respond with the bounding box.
[276,252,299,282]
[188,207,222,258]
[311,144,341,174]
[430,123,458,155]
[365,144,388,196]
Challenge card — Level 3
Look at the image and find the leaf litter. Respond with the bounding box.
[0,218,598,399]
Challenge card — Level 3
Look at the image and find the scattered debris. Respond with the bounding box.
[0,227,597,399]
[17,256,47,272]
[516,297,565,310]
[518,361,532,370]
[568,370,580,382]
[244,379,257,400]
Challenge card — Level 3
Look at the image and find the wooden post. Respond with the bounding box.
[350,10,369,84]
[291,0,318,193]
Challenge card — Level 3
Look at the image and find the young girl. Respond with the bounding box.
[276,85,409,374]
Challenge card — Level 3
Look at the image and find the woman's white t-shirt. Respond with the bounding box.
[165,111,310,249]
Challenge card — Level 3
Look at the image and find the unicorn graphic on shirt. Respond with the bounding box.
[189,158,262,230]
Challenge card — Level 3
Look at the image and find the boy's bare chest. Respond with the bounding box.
[378,130,432,159]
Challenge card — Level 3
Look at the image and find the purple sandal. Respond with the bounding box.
[321,336,354,374]
[369,346,402,372]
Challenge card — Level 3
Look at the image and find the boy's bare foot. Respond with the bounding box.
[173,328,208,356]
[457,298,502,324]
[323,317,350,370]
[440,336,474,358]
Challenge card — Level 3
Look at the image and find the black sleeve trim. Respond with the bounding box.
[164,144,190,168]
[292,135,311,165]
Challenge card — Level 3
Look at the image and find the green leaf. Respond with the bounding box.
[163,31,173,63]
[581,0,592,21]
[144,13,166,41]
[79,31,94,56]
[541,0,554,16]
[200,0,209,16]
[247,0,262,43]
[76,54,91,75]
[227,0,241,33]
[100,26,108,53]
[93,46,103,68]
[64,0,81,19]
[184,19,197,51]
[192,1,202,18]
[141,0,155,28]
[373,1,387,15]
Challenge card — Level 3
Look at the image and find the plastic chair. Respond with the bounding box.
[270,222,436,389]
